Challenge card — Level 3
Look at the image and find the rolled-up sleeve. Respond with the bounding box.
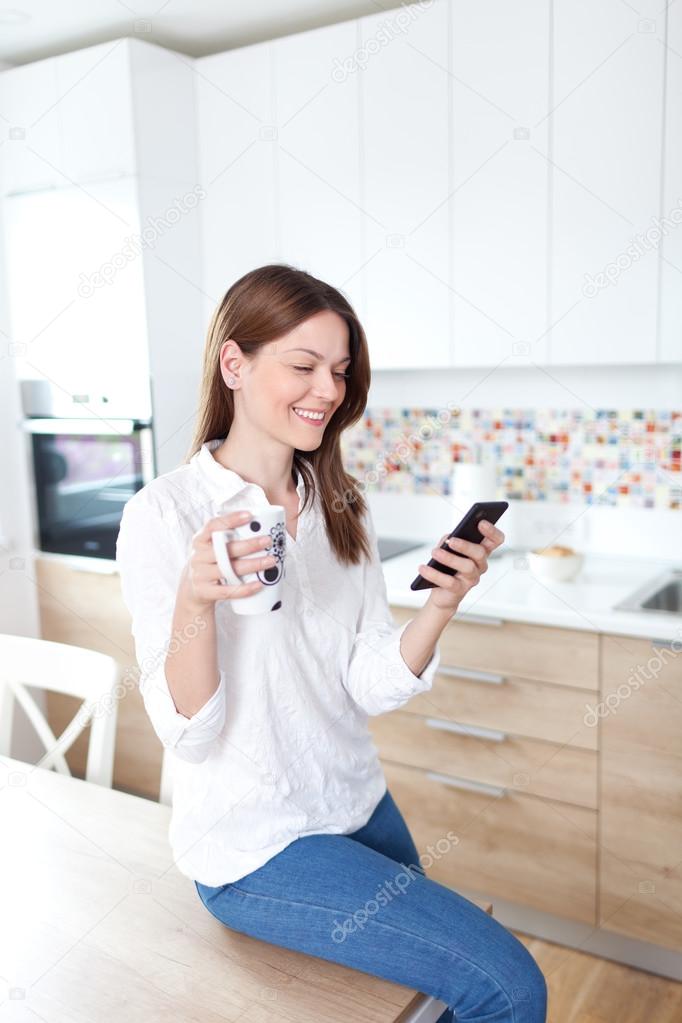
[116,494,226,764]
[343,510,441,716]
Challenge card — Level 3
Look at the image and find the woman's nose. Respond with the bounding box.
[312,372,338,399]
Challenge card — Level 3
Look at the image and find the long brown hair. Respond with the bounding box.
[190,264,373,566]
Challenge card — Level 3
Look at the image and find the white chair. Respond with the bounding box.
[0,633,119,787]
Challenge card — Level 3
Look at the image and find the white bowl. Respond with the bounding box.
[527,549,584,582]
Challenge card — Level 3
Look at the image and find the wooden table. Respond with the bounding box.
[0,756,491,1022]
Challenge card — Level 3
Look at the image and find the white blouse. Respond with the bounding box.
[116,439,441,886]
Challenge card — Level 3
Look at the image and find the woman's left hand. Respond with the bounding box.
[419,520,506,612]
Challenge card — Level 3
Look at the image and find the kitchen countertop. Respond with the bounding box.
[383,544,682,643]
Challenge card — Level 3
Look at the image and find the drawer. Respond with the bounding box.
[369,710,598,809]
[405,670,597,751]
[391,606,598,690]
[383,759,597,925]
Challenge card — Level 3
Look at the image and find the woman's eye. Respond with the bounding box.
[293,366,349,380]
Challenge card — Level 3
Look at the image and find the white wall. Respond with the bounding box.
[0,190,46,762]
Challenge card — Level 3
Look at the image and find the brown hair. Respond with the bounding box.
[190,264,373,566]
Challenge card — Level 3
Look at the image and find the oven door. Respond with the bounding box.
[25,419,154,560]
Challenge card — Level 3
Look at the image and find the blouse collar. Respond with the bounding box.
[192,439,307,506]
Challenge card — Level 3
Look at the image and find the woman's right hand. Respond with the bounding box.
[179,510,276,610]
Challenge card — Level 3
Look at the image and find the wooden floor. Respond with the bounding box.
[514,931,682,1023]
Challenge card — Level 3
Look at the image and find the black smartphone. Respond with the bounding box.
[409,501,509,591]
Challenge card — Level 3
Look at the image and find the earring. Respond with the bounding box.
[228,377,235,386]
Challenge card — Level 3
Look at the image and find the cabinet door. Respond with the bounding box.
[0,58,62,194]
[550,0,664,364]
[450,0,550,367]
[55,41,136,184]
[359,0,450,368]
[660,0,682,362]
[600,634,682,951]
[384,759,597,924]
[5,181,150,410]
[273,21,364,319]
[196,43,278,330]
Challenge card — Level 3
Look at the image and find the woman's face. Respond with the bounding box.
[227,309,351,450]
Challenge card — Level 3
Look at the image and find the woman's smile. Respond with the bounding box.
[291,405,328,426]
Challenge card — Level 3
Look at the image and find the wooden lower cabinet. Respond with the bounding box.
[391,605,599,690]
[383,759,598,925]
[369,709,598,809]
[599,634,682,951]
[35,557,163,801]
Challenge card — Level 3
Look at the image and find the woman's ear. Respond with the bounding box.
[219,338,242,389]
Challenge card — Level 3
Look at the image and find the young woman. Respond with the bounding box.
[116,264,547,1023]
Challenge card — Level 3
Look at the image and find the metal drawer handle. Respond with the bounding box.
[650,638,682,650]
[438,665,506,685]
[426,770,507,798]
[425,717,507,743]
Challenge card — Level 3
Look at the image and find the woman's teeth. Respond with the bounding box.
[293,407,325,423]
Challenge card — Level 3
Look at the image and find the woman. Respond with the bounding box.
[116,264,547,1023]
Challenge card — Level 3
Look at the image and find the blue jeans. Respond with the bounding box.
[195,788,547,1022]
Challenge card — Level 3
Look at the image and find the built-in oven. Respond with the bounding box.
[24,417,154,560]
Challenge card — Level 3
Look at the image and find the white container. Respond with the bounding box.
[450,449,497,514]
[527,548,584,582]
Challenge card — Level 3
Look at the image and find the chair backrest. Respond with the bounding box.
[0,633,119,787]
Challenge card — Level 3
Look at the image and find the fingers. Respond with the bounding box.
[207,536,276,575]
[417,561,463,591]
[195,510,254,544]
[478,520,505,546]
[187,507,278,604]
[189,564,264,603]
[430,545,480,577]
[440,535,487,568]
[232,550,277,575]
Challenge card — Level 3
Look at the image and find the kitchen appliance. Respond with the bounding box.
[377,537,424,562]
[24,417,154,561]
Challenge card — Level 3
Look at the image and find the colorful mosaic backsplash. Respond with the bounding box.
[340,409,682,510]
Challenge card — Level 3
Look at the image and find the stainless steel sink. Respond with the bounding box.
[614,569,682,616]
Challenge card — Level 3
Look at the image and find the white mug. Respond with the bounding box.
[211,505,287,615]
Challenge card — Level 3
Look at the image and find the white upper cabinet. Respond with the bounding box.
[54,41,136,184]
[1,58,62,194]
[5,181,151,414]
[195,42,278,330]
[0,41,136,194]
[659,0,682,363]
[549,0,665,365]
[450,0,550,368]
[359,0,451,369]
[273,21,364,320]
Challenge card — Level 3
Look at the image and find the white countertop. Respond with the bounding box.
[384,545,682,643]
